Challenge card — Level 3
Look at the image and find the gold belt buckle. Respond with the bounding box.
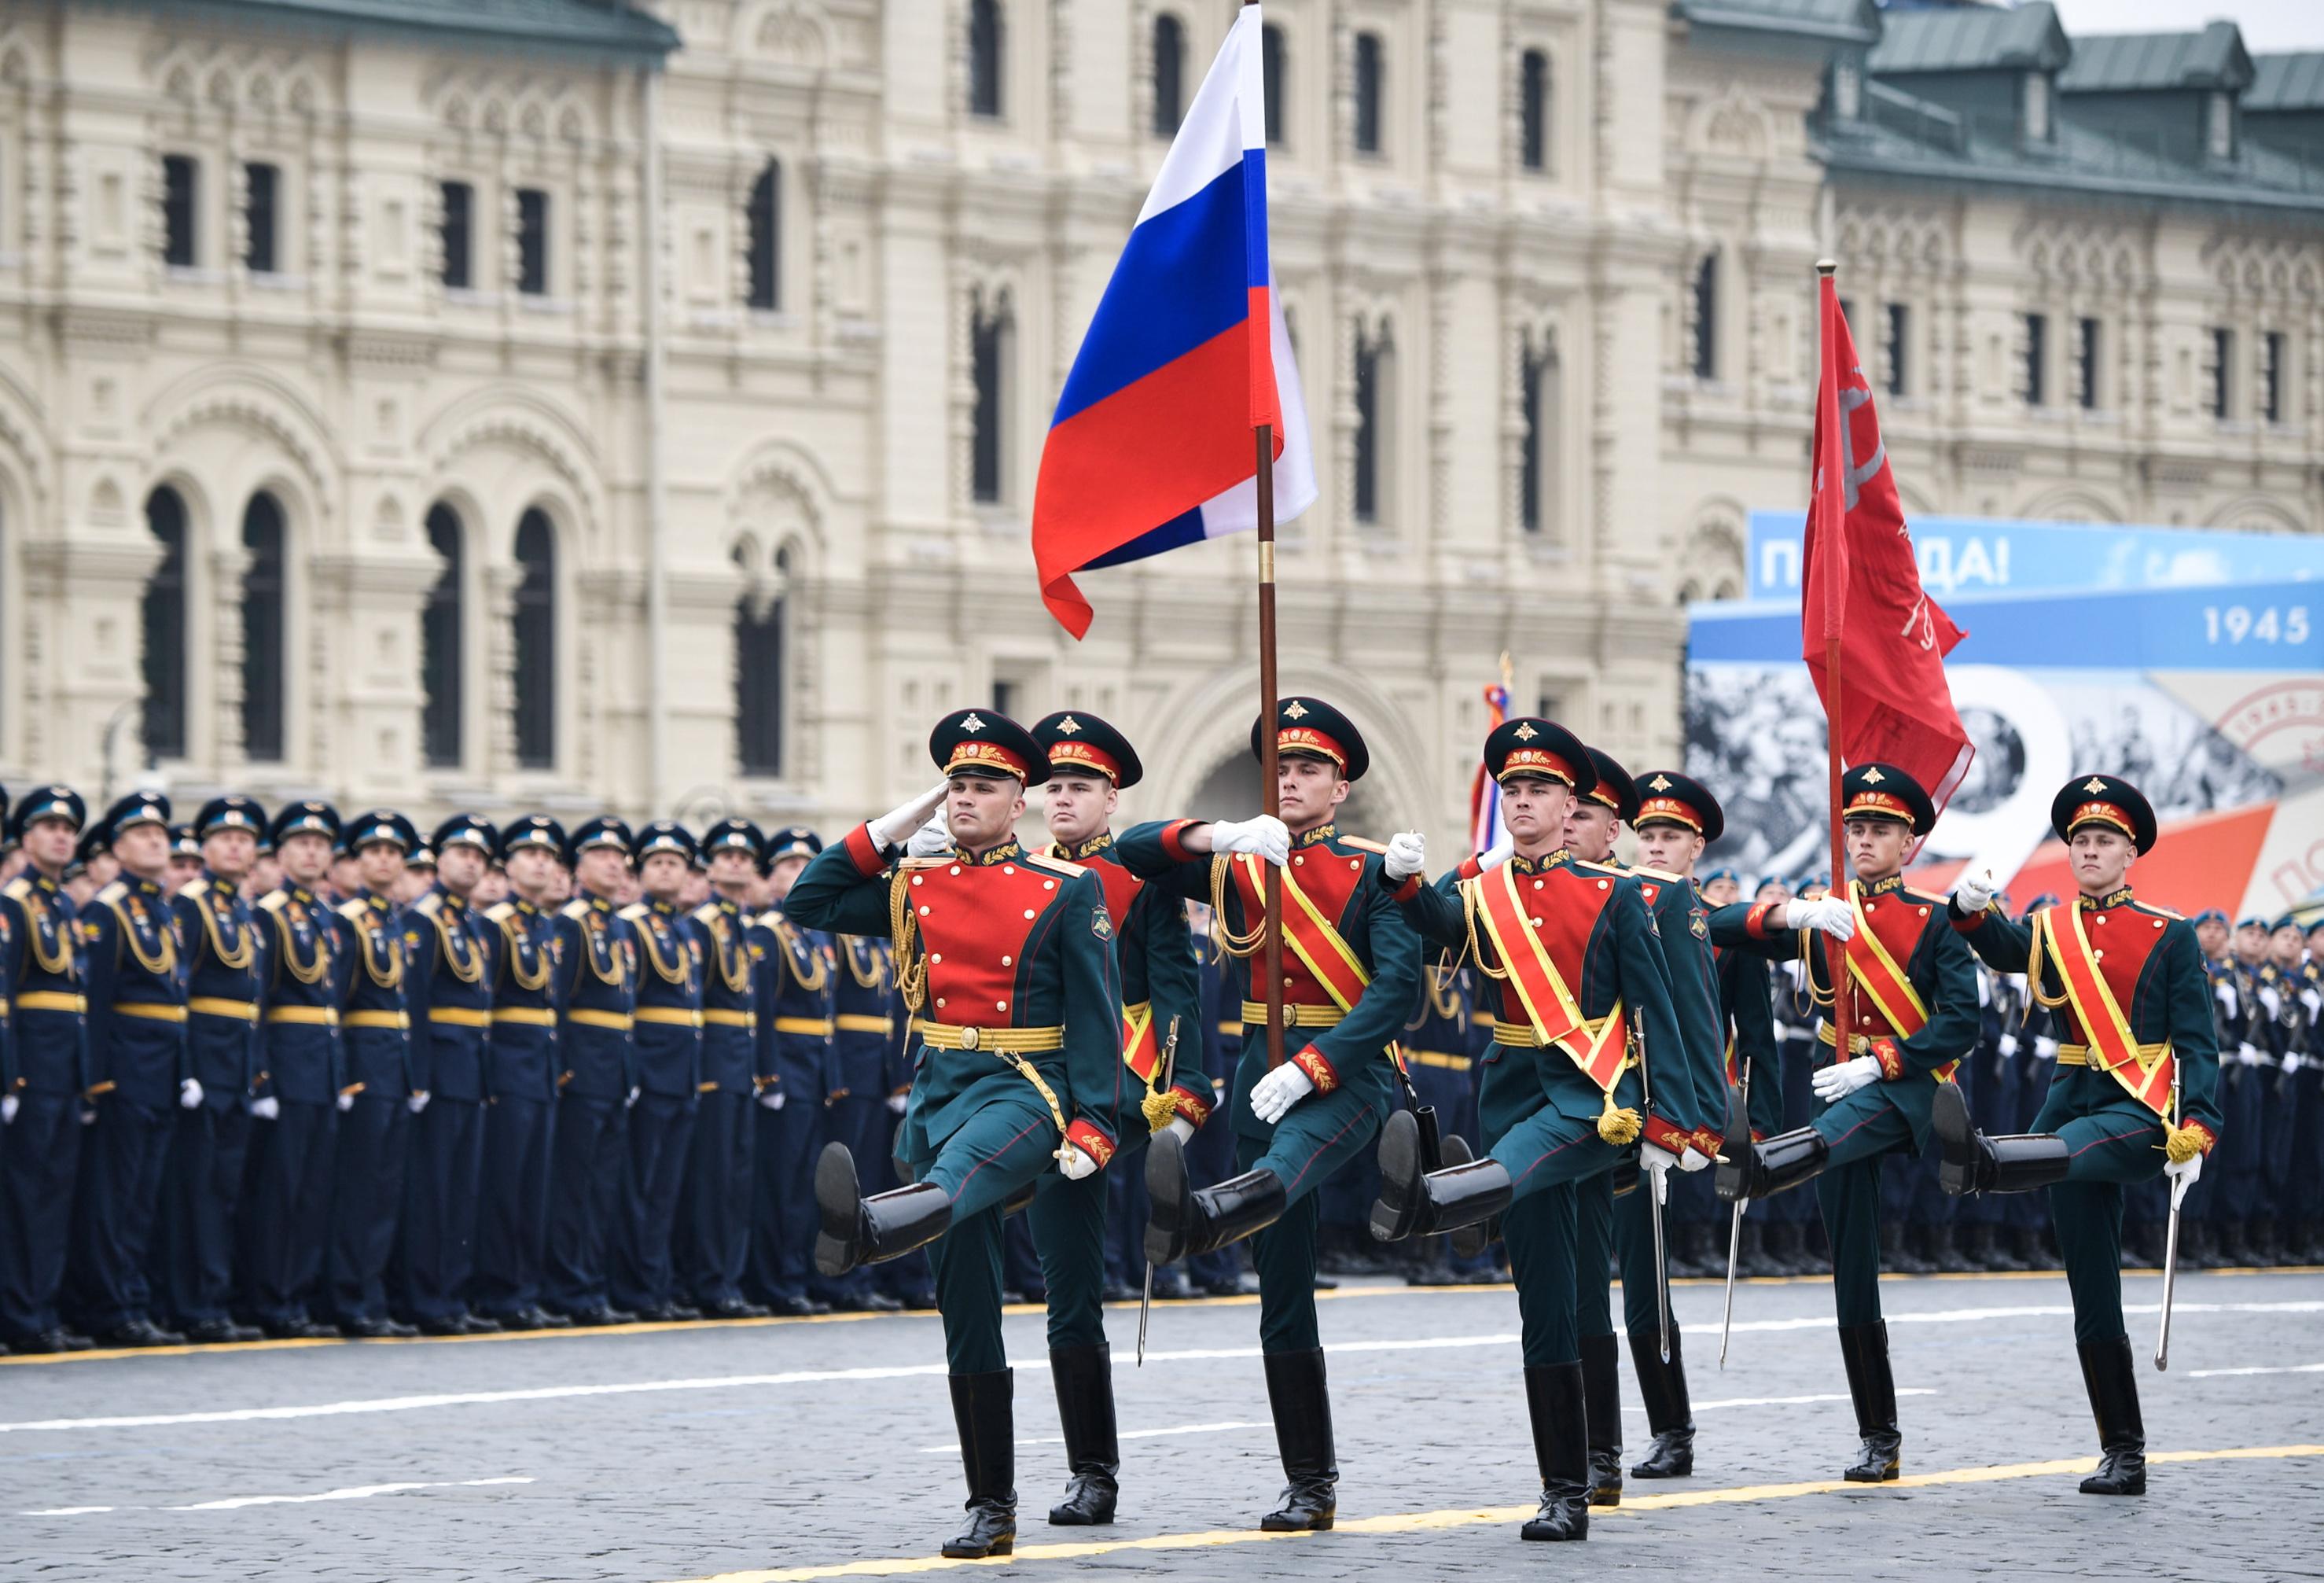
[959,1026,980,1051]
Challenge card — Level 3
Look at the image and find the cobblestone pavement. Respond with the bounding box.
[7,1268,2321,1582]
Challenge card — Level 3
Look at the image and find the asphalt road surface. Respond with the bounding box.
[8,1267,2320,1582]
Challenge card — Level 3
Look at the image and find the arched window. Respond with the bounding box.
[1352,31,1383,155]
[512,509,556,770]
[746,160,780,311]
[971,288,1013,505]
[1153,13,1186,138]
[1353,322,1392,525]
[1520,49,1549,171]
[1692,251,1719,380]
[1520,332,1560,537]
[141,486,189,760]
[1263,24,1285,145]
[735,543,786,776]
[422,503,465,768]
[240,492,286,761]
[968,0,1004,119]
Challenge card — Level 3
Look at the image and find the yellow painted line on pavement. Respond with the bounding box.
[667,1445,2324,1582]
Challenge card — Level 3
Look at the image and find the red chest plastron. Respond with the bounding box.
[1083,852,1142,930]
[2055,904,2168,1045]
[1845,889,1937,1037]
[1233,844,1370,1007]
[1491,865,1616,1028]
[908,859,1067,1025]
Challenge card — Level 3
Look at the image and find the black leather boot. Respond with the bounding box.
[1765,1220,1811,1276]
[2076,1336,2146,1495]
[1369,1109,1513,1242]
[1520,1362,1590,1541]
[1627,1327,1695,1478]
[1145,1132,1287,1266]
[1936,1085,2072,1197]
[943,1369,1017,1558]
[1046,1344,1119,1525]
[1715,1125,1829,1203]
[1259,1348,1337,1531]
[815,1143,952,1278]
[1579,1332,1623,1506]
[1736,1217,1784,1278]
[1923,1223,1978,1274]
[1881,1221,1936,1275]
[1837,1322,1902,1482]
[2013,1223,2060,1271]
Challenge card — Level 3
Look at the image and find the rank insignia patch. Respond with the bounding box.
[1092,907,1115,942]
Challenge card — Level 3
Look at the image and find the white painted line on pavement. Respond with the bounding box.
[917,1419,1267,1453]
[2186,1361,2324,1379]
[24,1506,114,1515]
[168,1475,533,1510]
[6,1300,2309,1437]
[1623,1389,1936,1416]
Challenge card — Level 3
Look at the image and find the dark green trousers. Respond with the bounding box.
[1029,1125,1148,1351]
[921,1092,1062,1373]
[1575,1169,1616,1338]
[1235,1088,1381,1355]
[1808,1088,1917,1327]
[1609,1169,1667,1337]
[1502,1181,1580,1367]
[2032,1093,2171,1344]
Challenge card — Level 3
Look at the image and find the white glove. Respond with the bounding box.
[1812,1054,1881,1102]
[1164,1115,1197,1144]
[1675,1146,1710,1173]
[336,1092,356,1113]
[81,1106,97,1125]
[2285,1053,2307,1076]
[758,1087,786,1111]
[1788,896,1856,941]
[2034,1036,2059,1062]
[905,811,952,859]
[1640,1145,1675,1204]
[2217,981,2239,1015]
[2301,988,2322,1017]
[2239,1042,2263,1068]
[2259,988,2282,1019]
[1383,830,1426,882]
[249,1095,281,1121]
[885,1091,908,1114]
[179,1077,205,1110]
[1998,1033,2020,1058]
[1057,1142,1100,1180]
[1476,835,1514,871]
[626,1086,641,1110]
[2164,1148,2203,1205]
[407,1090,431,1114]
[1248,1060,1315,1125]
[1209,815,1290,867]
[870,779,952,851]
[1,1094,17,1125]
[1952,869,1996,914]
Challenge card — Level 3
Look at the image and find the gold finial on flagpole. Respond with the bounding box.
[1815,259,1837,278]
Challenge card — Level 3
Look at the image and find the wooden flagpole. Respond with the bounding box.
[1248,0,1285,1072]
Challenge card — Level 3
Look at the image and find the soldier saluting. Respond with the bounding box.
[791,709,1123,1562]
[1935,776,2221,1496]
[1120,696,1422,1536]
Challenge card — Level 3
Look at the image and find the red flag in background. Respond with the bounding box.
[1803,277,1974,826]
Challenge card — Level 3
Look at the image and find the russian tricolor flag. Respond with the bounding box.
[1032,6,1316,639]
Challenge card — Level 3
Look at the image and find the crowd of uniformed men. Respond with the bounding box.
[0,713,2317,1552]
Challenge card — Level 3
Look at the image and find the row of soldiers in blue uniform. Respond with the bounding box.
[0,782,973,1353]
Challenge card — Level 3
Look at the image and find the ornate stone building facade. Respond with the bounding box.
[0,0,2314,852]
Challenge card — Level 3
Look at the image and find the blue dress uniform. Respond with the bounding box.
[1935,776,2223,1496]
[864,936,940,1308]
[1024,710,1209,1526]
[238,801,346,1337]
[677,818,770,1320]
[612,820,705,1320]
[829,929,907,1311]
[1712,763,1980,1485]
[153,795,267,1340]
[65,793,189,1346]
[328,811,420,1337]
[0,786,94,1353]
[1182,914,1247,1296]
[748,838,838,1316]
[1123,698,1425,1536]
[1366,722,1704,1545]
[472,816,565,1329]
[395,814,498,1334]
[2219,921,2272,1259]
[790,710,1125,1562]
[543,817,638,1324]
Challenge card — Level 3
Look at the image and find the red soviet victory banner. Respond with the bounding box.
[1803,271,1974,831]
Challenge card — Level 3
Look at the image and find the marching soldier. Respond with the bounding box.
[166,824,204,894]
[1366,720,1701,1543]
[240,801,345,1338]
[1935,777,2220,1495]
[1122,697,1422,1535]
[678,818,770,1320]
[156,795,269,1344]
[1558,749,1723,1507]
[1024,709,1208,1526]
[473,816,567,1331]
[1712,763,1979,1483]
[398,813,498,1335]
[328,810,420,1338]
[68,819,116,908]
[65,792,188,1347]
[544,817,638,1326]
[614,820,705,1321]
[750,828,838,1316]
[790,710,1124,1560]
[0,786,95,1353]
